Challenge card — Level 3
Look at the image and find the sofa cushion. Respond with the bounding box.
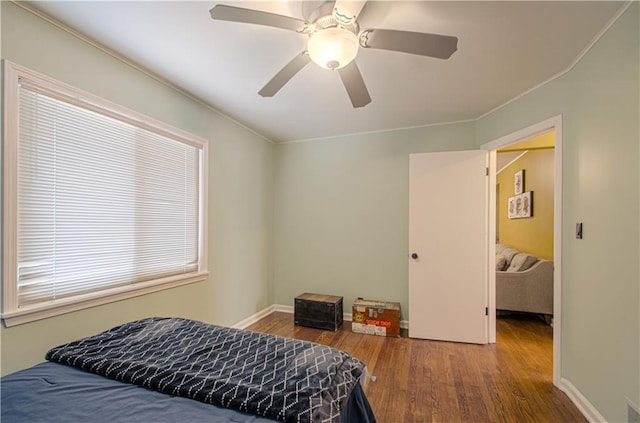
[496,255,507,271]
[506,253,538,272]
[496,244,509,256]
[498,247,519,265]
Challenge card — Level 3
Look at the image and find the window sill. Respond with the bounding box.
[1,271,209,327]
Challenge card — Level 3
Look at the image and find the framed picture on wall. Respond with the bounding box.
[508,196,517,219]
[520,191,533,217]
[508,192,533,219]
[514,169,524,195]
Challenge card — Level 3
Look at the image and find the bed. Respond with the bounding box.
[1,317,376,423]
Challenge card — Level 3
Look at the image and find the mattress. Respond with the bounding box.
[1,361,275,422]
[1,317,376,423]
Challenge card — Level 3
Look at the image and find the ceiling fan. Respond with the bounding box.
[209,1,458,108]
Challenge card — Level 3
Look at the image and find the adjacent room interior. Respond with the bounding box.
[495,130,556,378]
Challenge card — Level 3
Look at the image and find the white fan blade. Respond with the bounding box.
[333,1,367,25]
[210,5,309,32]
[259,52,311,97]
[338,61,371,108]
[360,29,458,59]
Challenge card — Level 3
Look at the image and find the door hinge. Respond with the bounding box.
[486,167,489,176]
[485,307,489,316]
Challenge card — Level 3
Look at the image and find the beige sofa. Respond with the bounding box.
[495,244,554,317]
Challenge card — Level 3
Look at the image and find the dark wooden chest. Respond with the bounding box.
[294,293,343,331]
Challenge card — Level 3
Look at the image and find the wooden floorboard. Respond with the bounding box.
[246,312,586,423]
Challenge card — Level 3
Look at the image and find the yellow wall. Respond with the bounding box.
[499,131,555,152]
[496,147,554,260]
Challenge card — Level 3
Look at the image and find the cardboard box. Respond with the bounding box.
[351,298,401,337]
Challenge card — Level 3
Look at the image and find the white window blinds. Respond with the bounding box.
[3,62,207,324]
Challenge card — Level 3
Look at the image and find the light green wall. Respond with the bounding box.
[273,124,476,318]
[274,4,638,422]
[0,2,274,375]
[1,2,638,422]
[476,4,639,422]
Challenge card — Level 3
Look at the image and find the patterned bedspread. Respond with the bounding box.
[46,317,365,423]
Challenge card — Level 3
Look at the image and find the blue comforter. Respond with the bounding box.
[45,317,367,423]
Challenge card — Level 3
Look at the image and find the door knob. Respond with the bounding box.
[410,253,419,260]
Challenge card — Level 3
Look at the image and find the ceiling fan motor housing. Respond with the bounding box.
[209,2,458,107]
[308,27,359,70]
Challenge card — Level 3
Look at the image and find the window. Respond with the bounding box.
[2,61,208,326]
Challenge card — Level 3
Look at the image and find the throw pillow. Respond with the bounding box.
[500,247,519,265]
[506,253,538,272]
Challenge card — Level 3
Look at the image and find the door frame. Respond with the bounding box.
[480,114,562,386]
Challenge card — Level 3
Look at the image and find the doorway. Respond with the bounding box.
[481,115,563,386]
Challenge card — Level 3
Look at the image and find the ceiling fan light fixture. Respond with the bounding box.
[308,27,359,70]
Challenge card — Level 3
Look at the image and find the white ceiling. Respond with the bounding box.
[28,1,626,143]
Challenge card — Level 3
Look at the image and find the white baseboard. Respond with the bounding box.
[232,305,277,329]
[234,307,603,423]
[233,304,409,330]
[272,304,293,314]
[558,378,606,423]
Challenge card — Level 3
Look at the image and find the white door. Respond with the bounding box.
[408,151,488,344]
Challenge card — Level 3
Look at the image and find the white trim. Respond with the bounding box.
[9,61,208,149]
[232,305,279,329]
[553,119,564,388]
[474,2,632,123]
[2,60,210,327]
[481,117,559,152]
[496,151,528,175]
[272,304,294,314]
[281,3,632,144]
[486,151,497,343]
[3,60,20,321]
[233,304,410,330]
[200,141,210,274]
[558,378,607,423]
[11,1,631,145]
[11,1,275,145]
[280,118,475,145]
[481,114,563,388]
[3,273,209,327]
[233,305,604,423]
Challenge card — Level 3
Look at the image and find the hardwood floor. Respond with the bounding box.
[246,312,586,423]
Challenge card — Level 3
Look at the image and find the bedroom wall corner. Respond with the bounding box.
[0,1,274,375]
[474,3,639,422]
[272,122,477,321]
